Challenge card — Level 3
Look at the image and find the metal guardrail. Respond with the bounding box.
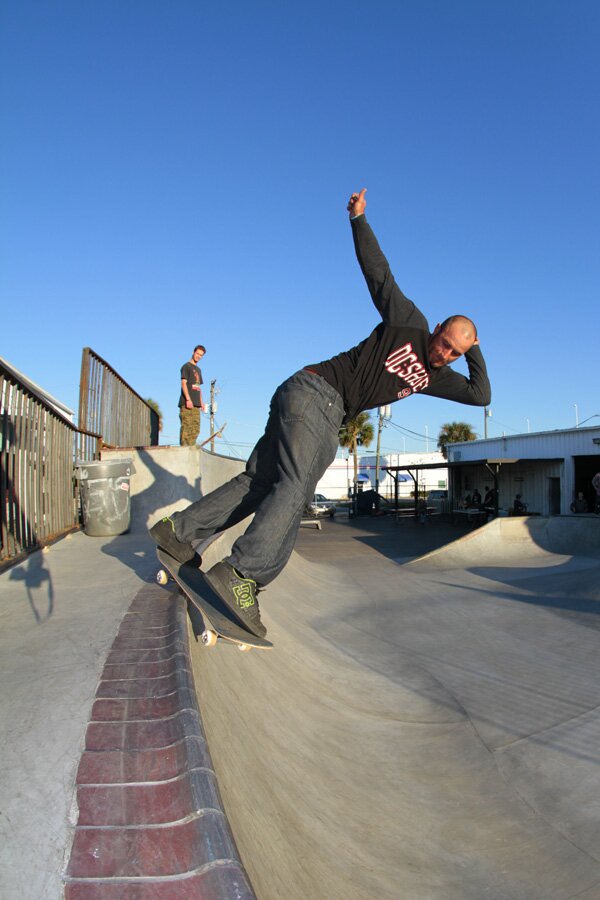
[79,347,158,448]
[1,359,101,566]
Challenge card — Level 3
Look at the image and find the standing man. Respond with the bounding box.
[152,189,491,637]
[179,345,206,446]
[570,492,589,514]
[592,471,600,514]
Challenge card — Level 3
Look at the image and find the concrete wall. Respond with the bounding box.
[101,446,245,533]
[412,514,600,568]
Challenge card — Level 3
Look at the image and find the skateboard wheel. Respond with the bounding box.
[238,643,252,652]
[202,629,218,648]
[156,569,169,586]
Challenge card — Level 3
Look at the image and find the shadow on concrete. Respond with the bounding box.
[127,448,202,533]
[454,564,600,626]
[8,550,54,623]
[100,449,204,581]
[305,513,472,564]
[299,551,600,770]
[189,522,600,899]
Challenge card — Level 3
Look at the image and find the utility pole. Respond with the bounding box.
[210,380,217,453]
[375,406,391,504]
[484,407,492,438]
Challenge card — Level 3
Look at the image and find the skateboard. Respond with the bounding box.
[156,548,273,652]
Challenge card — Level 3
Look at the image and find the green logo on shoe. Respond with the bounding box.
[233,583,255,609]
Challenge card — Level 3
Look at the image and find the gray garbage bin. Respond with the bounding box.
[75,458,135,536]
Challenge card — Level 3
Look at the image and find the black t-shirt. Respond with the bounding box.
[179,362,203,408]
[307,216,490,422]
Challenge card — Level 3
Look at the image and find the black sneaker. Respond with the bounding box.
[149,516,200,565]
[203,561,267,638]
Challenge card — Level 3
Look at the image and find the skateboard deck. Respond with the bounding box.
[156,548,273,651]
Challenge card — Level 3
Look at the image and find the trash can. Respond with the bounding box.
[75,458,135,537]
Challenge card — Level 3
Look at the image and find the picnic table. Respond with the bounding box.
[395,506,437,521]
[452,507,489,526]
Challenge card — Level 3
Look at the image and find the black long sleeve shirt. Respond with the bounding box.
[307,215,491,422]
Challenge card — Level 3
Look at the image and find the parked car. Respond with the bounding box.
[304,493,336,518]
[426,489,449,512]
[427,490,448,501]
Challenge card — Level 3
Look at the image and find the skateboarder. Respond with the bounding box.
[150,188,491,637]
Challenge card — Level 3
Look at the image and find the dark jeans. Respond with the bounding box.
[171,370,345,585]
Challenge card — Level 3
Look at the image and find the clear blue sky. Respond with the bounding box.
[2,1,599,457]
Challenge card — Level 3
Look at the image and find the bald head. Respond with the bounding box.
[428,315,478,368]
[440,315,477,341]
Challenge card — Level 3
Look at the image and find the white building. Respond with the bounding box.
[314,454,357,499]
[315,451,448,500]
[315,426,600,514]
[359,452,447,499]
[446,425,600,516]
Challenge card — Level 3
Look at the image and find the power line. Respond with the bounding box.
[212,419,245,458]
[485,417,521,436]
[386,419,431,441]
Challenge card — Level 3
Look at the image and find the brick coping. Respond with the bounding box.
[63,583,256,899]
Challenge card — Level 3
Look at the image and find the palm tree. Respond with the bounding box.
[437,421,477,459]
[339,412,374,485]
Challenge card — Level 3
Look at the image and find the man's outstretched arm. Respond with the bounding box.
[347,189,426,328]
[423,344,492,407]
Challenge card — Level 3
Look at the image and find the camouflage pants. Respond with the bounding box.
[179,407,200,446]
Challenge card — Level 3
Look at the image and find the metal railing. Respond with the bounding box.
[79,348,159,448]
[1,359,101,566]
